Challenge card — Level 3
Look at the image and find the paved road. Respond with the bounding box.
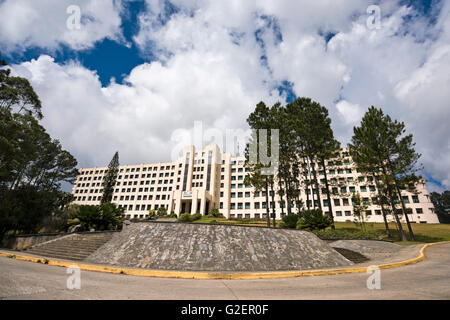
[1,243,449,300]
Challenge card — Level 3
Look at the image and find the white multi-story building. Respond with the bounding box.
[71,144,439,223]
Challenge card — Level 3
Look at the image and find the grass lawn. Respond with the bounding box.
[191,217,450,244]
[333,221,450,245]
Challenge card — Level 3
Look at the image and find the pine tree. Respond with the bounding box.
[245,102,275,227]
[101,151,119,205]
[286,97,340,228]
[349,106,421,241]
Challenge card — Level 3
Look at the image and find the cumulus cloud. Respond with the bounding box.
[10,52,280,169]
[5,0,450,191]
[0,0,124,52]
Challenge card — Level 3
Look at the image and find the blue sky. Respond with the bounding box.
[0,0,449,192]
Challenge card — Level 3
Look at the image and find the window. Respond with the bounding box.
[334,199,340,206]
[360,186,367,192]
[349,186,355,193]
[336,211,342,216]
[345,211,351,216]
[412,196,419,203]
[416,208,423,214]
[254,202,260,209]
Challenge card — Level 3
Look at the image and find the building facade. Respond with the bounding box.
[71,144,439,223]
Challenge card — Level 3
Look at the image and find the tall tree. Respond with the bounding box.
[431,191,450,223]
[101,151,119,204]
[349,106,421,241]
[286,97,340,228]
[0,55,78,240]
[245,102,275,227]
[0,53,42,119]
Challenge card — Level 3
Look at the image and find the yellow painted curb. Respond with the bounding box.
[1,241,449,280]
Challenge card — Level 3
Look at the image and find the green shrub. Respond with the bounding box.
[156,206,168,217]
[148,209,156,218]
[296,209,332,231]
[313,229,385,240]
[177,213,193,222]
[192,212,202,221]
[279,214,299,229]
[169,211,177,218]
[209,208,224,218]
[68,203,125,231]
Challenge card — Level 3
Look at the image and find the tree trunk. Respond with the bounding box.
[386,158,415,241]
[320,158,335,230]
[394,182,415,241]
[380,165,407,241]
[309,156,322,211]
[372,170,392,238]
[278,179,285,217]
[381,204,392,238]
[285,177,292,215]
[386,183,407,241]
[270,181,276,228]
[265,177,271,228]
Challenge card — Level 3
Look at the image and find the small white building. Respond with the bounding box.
[71,144,439,223]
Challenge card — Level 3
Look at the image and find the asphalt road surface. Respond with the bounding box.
[1,243,449,300]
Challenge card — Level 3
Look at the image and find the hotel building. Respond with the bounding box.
[71,144,439,223]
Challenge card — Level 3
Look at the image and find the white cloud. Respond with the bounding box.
[5,0,450,191]
[0,0,124,52]
[10,52,280,169]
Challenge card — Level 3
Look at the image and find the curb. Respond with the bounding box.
[1,241,449,280]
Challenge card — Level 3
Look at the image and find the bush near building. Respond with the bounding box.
[296,209,333,231]
[206,208,224,218]
[177,212,202,222]
[67,203,125,231]
[279,214,300,229]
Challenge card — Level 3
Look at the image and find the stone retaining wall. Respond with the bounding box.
[87,221,353,271]
[2,230,120,251]
[2,233,67,250]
